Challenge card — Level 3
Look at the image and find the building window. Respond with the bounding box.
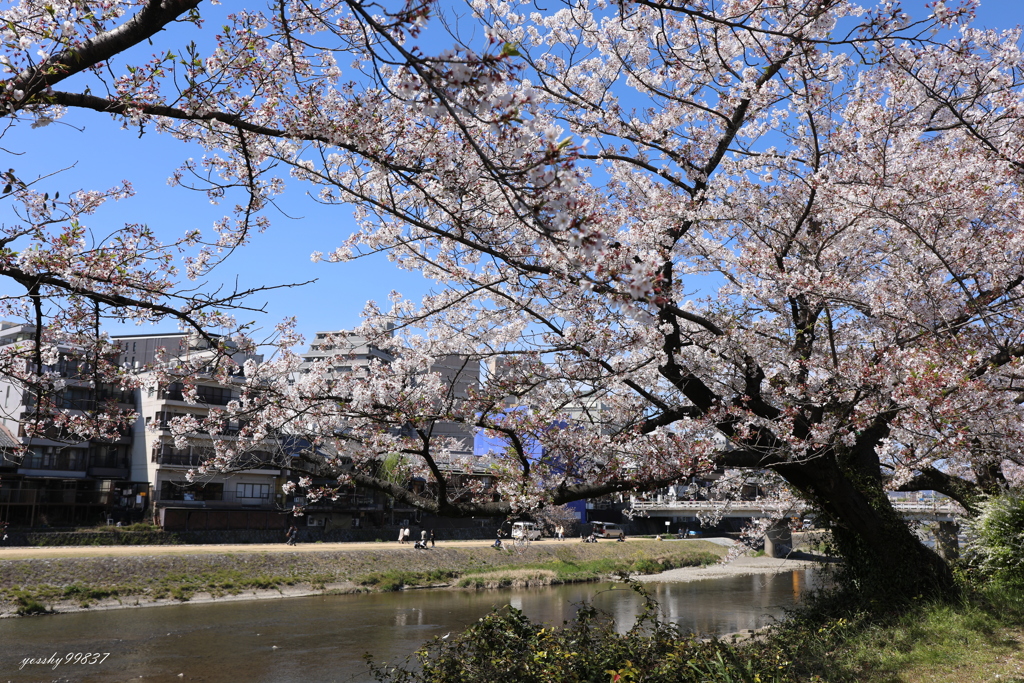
[24,446,86,471]
[160,481,223,501]
[90,444,129,469]
[196,385,233,406]
[235,483,270,500]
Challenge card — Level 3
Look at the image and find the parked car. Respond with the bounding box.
[511,521,542,540]
[591,522,624,539]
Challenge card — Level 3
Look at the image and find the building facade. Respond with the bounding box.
[115,332,286,531]
[0,323,143,527]
[288,330,484,528]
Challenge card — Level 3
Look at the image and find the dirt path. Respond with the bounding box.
[634,553,822,583]
[0,537,662,560]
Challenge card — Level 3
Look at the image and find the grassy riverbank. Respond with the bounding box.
[366,571,1024,683]
[729,581,1024,683]
[0,539,724,616]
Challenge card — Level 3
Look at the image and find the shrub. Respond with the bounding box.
[367,581,787,683]
[963,493,1024,585]
[13,592,50,616]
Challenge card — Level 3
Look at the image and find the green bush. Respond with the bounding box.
[367,581,788,683]
[963,493,1024,585]
[359,569,459,592]
[13,592,50,616]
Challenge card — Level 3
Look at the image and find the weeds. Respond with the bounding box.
[62,584,119,606]
[359,569,459,591]
[12,591,49,616]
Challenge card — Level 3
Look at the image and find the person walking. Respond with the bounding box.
[286,525,298,546]
[429,529,435,548]
[556,524,564,541]
[398,526,405,544]
[421,528,427,545]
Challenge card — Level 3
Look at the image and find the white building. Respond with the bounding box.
[114,332,285,530]
[299,331,478,459]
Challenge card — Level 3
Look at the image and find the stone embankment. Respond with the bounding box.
[0,538,728,617]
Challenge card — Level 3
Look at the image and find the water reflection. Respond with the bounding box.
[0,570,817,683]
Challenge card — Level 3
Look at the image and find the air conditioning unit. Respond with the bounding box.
[307,517,325,527]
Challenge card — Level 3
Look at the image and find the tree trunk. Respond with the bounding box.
[774,453,956,604]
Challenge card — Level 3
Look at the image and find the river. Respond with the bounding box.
[1,569,817,683]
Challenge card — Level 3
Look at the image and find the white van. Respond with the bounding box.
[591,522,624,539]
[511,521,542,541]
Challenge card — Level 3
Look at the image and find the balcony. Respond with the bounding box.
[155,445,280,471]
[19,449,89,473]
[155,450,209,467]
[160,383,234,406]
[159,490,275,509]
[299,493,382,512]
[0,489,117,505]
[87,466,131,479]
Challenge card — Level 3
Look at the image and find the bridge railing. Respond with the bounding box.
[629,498,961,520]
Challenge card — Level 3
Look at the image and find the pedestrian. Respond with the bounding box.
[429,529,435,548]
[403,526,411,544]
[398,526,405,544]
[421,528,427,544]
[286,524,298,546]
[1,520,8,546]
[556,524,564,541]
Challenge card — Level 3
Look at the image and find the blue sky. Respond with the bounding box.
[2,0,1022,351]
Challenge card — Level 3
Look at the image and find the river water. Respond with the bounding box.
[1,569,817,683]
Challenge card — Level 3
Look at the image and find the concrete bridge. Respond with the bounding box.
[629,498,962,558]
[629,499,959,522]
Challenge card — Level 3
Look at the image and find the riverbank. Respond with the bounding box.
[634,552,821,584]
[0,538,730,617]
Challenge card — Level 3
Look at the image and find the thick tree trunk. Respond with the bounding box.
[774,453,956,604]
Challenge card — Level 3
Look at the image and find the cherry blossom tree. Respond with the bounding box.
[0,156,296,446]
[5,0,1024,599]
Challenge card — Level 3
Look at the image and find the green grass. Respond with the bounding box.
[12,591,50,615]
[61,583,120,607]
[368,576,1024,683]
[0,539,727,614]
[744,580,1024,683]
[458,549,720,584]
[358,569,459,591]
[0,567,308,608]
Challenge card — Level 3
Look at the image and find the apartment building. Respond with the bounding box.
[0,323,143,527]
[289,330,484,527]
[115,332,286,531]
[0,324,484,531]
[298,331,477,458]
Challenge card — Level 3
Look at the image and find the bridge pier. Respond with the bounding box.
[934,521,959,561]
[764,521,792,558]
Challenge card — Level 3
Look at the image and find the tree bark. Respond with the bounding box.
[774,452,956,603]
